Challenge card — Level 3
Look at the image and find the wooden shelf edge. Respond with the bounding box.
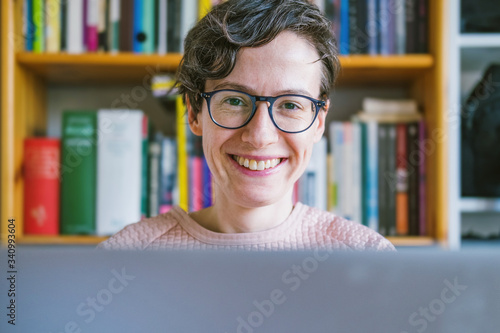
[387,236,436,247]
[17,235,109,245]
[339,54,434,68]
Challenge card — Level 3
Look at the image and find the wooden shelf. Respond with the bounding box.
[18,235,109,245]
[15,52,433,85]
[16,52,183,84]
[387,236,436,247]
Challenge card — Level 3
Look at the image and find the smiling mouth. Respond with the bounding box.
[231,155,283,171]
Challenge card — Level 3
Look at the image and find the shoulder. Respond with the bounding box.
[97,210,180,251]
[300,204,396,252]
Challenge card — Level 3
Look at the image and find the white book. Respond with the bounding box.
[179,0,197,53]
[330,122,344,217]
[362,97,418,115]
[157,0,168,54]
[300,137,327,211]
[66,0,84,53]
[108,0,120,53]
[351,122,362,224]
[96,110,143,236]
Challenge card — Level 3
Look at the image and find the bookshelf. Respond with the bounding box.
[447,0,500,250]
[1,1,448,247]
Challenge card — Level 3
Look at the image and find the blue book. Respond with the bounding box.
[379,0,391,55]
[202,157,212,208]
[339,0,350,55]
[25,0,34,51]
[133,0,144,53]
[367,0,378,55]
[366,122,379,231]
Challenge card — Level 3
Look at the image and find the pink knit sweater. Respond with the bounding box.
[97,202,395,251]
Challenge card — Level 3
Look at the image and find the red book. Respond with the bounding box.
[396,124,409,235]
[23,138,61,235]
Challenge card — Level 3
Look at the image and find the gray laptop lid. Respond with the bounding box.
[1,247,499,333]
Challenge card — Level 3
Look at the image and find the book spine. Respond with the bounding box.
[343,122,353,220]
[366,122,379,231]
[142,0,155,53]
[60,111,97,235]
[157,0,168,54]
[192,156,204,211]
[32,0,44,53]
[159,137,177,214]
[96,110,143,236]
[176,96,189,211]
[352,123,362,224]
[133,0,144,53]
[407,122,420,235]
[417,0,428,53]
[180,0,197,53]
[108,0,120,53]
[119,0,133,52]
[348,0,358,54]
[378,0,390,55]
[339,0,350,55]
[332,0,341,50]
[377,124,387,235]
[45,0,61,53]
[396,123,409,235]
[66,0,84,54]
[60,0,67,52]
[367,0,378,55]
[198,0,212,20]
[202,156,212,208]
[167,0,181,53]
[86,0,99,52]
[355,0,369,54]
[23,138,60,235]
[395,0,406,54]
[386,124,397,236]
[328,122,337,214]
[25,0,34,51]
[149,141,161,217]
[141,115,149,219]
[418,120,426,235]
[97,0,109,52]
[405,0,417,53]
[333,122,344,217]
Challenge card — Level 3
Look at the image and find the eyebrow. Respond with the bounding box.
[210,82,315,98]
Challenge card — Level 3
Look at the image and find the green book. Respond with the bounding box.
[33,0,45,53]
[141,116,150,218]
[60,111,97,235]
[143,0,156,53]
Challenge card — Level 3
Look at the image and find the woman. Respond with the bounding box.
[99,0,395,251]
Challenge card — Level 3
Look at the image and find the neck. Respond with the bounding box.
[189,188,294,233]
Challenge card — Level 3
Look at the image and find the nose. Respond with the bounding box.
[240,101,279,148]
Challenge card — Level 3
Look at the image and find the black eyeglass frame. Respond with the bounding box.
[200,89,326,134]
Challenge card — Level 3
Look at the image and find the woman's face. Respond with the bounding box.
[188,31,328,208]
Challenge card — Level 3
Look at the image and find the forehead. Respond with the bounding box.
[206,31,323,96]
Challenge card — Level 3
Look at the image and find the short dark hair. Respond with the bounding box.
[175,0,340,117]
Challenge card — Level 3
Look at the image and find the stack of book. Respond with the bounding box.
[23,0,225,54]
[329,97,426,236]
[323,0,428,55]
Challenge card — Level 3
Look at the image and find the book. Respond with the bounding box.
[159,136,177,214]
[299,137,327,211]
[417,0,428,53]
[24,0,34,51]
[355,112,422,124]
[202,157,213,208]
[351,122,362,224]
[157,0,168,54]
[418,120,426,235]
[362,97,418,114]
[367,0,378,55]
[176,95,189,211]
[32,0,44,53]
[66,0,84,53]
[86,0,99,52]
[108,0,120,53]
[198,0,212,20]
[23,138,60,235]
[97,0,109,52]
[379,0,390,55]
[365,121,379,231]
[339,0,350,54]
[329,122,344,216]
[395,0,406,54]
[60,0,67,52]
[386,124,397,236]
[167,0,182,53]
[119,0,134,52]
[141,115,150,219]
[377,124,388,235]
[142,0,156,53]
[45,0,61,53]
[148,140,161,217]
[180,0,198,53]
[405,0,417,54]
[407,122,420,235]
[96,110,143,236]
[396,123,409,235]
[342,122,353,219]
[133,0,144,53]
[60,111,97,235]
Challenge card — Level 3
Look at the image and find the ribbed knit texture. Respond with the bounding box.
[97,202,395,251]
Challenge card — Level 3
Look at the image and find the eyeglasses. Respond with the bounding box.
[200,89,326,134]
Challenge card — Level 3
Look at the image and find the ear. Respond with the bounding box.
[313,99,329,143]
[187,94,203,136]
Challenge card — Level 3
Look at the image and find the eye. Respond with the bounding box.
[224,97,246,106]
[283,102,300,110]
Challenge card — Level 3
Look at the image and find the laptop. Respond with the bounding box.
[1,247,499,332]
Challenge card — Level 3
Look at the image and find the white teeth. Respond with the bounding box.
[232,155,282,171]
